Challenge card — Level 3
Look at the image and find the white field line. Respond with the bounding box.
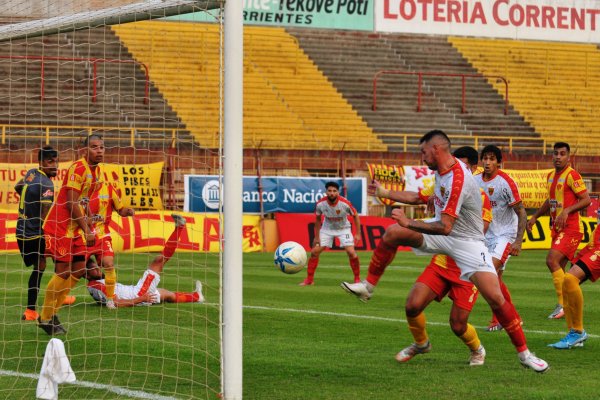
[0,369,178,400]
[244,304,600,338]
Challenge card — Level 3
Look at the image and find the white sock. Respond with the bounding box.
[518,349,530,361]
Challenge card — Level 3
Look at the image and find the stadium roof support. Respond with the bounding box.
[0,0,222,41]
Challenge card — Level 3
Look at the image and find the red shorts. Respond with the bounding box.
[551,229,583,261]
[89,236,115,259]
[416,262,479,311]
[574,243,600,282]
[45,234,87,263]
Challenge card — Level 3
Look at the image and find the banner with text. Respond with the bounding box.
[169,0,374,30]
[367,163,552,209]
[277,213,598,251]
[376,0,600,43]
[184,176,367,214]
[0,211,263,253]
[101,162,164,210]
[0,161,163,211]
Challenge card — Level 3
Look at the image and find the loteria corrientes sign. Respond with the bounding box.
[376,0,600,43]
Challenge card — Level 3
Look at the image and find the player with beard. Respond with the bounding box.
[299,181,362,286]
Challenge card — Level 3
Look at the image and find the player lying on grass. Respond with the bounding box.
[86,214,205,307]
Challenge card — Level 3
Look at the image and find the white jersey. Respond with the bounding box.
[475,170,521,242]
[315,195,357,232]
[86,270,162,305]
[432,158,484,241]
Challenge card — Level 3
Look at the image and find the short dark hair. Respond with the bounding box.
[453,146,479,166]
[419,129,451,146]
[83,133,103,147]
[480,145,502,163]
[554,142,570,152]
[38,146,58,162]
[325,181,339,190]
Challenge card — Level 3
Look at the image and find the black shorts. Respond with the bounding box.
[17,237,46,267]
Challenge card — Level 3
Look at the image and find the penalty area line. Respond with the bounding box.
[244,305,600,338]
[0,369,178,400]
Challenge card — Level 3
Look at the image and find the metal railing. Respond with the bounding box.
[0,55,150,103]
[0,124,187,147]
[372,70,509,115]
[377,133,548,154]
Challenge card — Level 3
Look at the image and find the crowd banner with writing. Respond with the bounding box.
[102,162,164,210]
[276,213,598,251]
[503,169,553,209]
[376,0,600,43]
[367,163,435,205]
[169,0,374,30]
[366,163,405,205]
[0,211,263,253]
[0,162,72,211]
[184,175,367,214]
[0,161,164,211]
[367,163,552,209]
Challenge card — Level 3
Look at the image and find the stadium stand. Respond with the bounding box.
[113,21,387,151]
[0,27,188,149]
[286,29,541,153]
[450,37,600,155]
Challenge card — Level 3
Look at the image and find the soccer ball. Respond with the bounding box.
[274,241,307,274]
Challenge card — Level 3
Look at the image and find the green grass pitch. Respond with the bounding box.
[2,249,600,399]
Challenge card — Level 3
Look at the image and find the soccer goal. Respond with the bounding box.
[0,1,243,398]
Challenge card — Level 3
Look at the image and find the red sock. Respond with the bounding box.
[499,279,521,320]
[349,256,360,281]
[174,292,199,303]
[162,226,184,261]
[493,301,527,352]
[366,241,398,286]
[306,257,319,281]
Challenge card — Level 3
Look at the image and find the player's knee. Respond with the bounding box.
[405,300,425,317]
[448,318,467,336]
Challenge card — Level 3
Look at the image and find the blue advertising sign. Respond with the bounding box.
[184,176,366,214]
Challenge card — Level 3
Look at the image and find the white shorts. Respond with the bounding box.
[413,234,497,281]
[319,228,355,248]
[485,236,512,271]
[115,269,162,304]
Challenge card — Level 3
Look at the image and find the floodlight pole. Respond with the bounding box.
[223,0,243,399]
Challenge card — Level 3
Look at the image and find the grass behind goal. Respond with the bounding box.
[2,249,600,399]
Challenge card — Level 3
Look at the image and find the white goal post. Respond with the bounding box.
[0,0,244,398]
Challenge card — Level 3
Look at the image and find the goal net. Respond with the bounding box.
[0,1,226,398]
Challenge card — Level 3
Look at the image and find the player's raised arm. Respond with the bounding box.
[368,179,424,205]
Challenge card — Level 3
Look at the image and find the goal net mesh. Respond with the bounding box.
[0,1,224,399]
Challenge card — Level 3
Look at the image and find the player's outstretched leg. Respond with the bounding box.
[341,240,397,302]
[472,271,549,372]
[341,225,422,302]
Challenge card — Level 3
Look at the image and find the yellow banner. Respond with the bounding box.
[0,161,164,211]
[503,169,553,209]
[366,163,405,206]
[0,211,263,253]
[101,162,164,210]
[523,216,597,250]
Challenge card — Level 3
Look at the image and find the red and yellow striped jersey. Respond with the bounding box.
[547,166,587,232]
[89,171,123,237]
[43,158,100,239]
